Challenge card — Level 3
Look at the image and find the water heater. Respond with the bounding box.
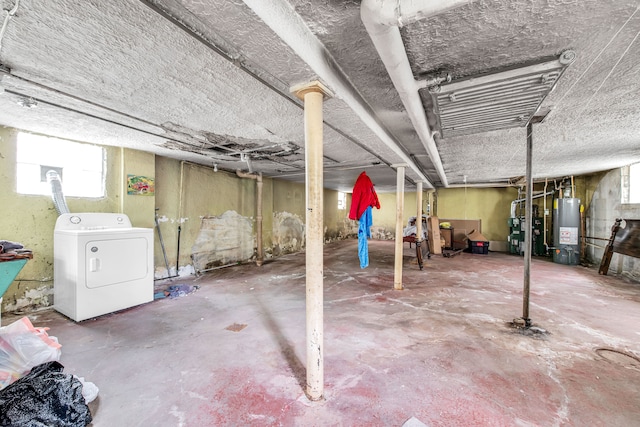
[553,198,581,265]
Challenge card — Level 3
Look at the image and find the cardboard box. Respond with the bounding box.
[438,219,482,249]
[467,229,489,242]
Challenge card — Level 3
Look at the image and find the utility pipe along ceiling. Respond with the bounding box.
[0,0,639,192]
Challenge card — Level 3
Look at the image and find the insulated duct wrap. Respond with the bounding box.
[46,170,70,215]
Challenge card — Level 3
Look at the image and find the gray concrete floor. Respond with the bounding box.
[3,239,640,426]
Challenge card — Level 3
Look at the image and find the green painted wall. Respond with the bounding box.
[372,191,427,232]
[324,189,342,240]
[435,187,518,241]
[154,161,278,274]
[273,180,305,217]
[121,148,156,229]
[271,179,347,241]
[180,163,255,267]
[154,156,182,273]
[0,127,141,311]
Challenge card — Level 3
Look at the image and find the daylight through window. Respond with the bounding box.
[338,192,346,210]
[629,162,640,204]
[16,133,105,198]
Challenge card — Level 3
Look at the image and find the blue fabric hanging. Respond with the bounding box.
[358,206,373,268]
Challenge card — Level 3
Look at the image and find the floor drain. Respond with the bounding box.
[595,348,640,371]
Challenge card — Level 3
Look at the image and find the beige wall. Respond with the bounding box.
[358,191,427,240]
[435,187,519,242]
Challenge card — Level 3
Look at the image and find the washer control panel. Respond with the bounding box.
[54,213,133,231]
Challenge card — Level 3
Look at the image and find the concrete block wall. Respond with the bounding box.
[585,169,640,281]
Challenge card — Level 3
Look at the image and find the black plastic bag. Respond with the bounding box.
[0,361,92,426]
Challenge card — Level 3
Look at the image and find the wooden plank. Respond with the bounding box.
[428,216,442,255]
[612,219,640,258]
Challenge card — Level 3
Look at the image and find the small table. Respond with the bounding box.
[0,257,31,325]
[403,236,430,270]
[440,227,454,250]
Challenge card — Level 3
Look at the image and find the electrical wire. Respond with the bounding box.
[553,3,640,112]
[0,0,21,54]
[578,24,640,116]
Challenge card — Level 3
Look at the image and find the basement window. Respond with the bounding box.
[16,133,105,198]
[338,192,346,210]
[622,162,640,204]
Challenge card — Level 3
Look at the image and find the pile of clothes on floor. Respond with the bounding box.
[154,283,200,300]
[0,317,96,426]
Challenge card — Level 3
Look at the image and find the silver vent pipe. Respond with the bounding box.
[46,170,70,215]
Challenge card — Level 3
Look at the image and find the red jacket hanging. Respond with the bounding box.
[349,171,380,220]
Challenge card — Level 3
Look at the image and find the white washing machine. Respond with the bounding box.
[54,213,154,321]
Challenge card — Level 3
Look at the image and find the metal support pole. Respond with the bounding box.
[155,208,171,278]
[256,175,264,266]
[522,123,533,326]
[292,81,333,401]
[416,181,423,241]
[394,165,406,290]
[235,171,264,266]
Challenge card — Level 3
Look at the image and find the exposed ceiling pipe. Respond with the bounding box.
[240,153,254,173]
[0,0,21,55]
[446,182,518,188]
[241,0,434,189]
[361,0,470,188]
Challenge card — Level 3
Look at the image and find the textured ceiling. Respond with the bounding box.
[0,0,639,193]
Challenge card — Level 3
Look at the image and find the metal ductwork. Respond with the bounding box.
[46,170,70,215]
[236,170,264,266]
[430,51,577,138]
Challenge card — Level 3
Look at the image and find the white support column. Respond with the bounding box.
[393,164,406,290]
[292,80,333,401]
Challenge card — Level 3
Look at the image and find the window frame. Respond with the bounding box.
[15,132,107,199]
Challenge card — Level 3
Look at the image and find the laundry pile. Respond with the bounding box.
[154,284,200,300]
[0,240,33,260]
[0,317,96,426]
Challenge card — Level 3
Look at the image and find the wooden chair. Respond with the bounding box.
[402,217,430,270]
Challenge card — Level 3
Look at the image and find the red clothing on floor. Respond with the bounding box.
[349,172,380,220]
